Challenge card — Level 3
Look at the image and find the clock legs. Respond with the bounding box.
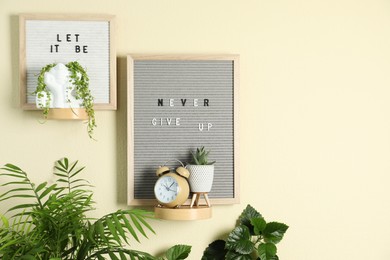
[190,192,211,207]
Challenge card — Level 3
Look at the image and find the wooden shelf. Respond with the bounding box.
[154,205,212,220]
[47,108,88,120]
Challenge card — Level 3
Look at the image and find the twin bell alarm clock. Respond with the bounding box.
[154,160,190,208]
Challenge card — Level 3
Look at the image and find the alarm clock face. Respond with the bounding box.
[154,175,179,204]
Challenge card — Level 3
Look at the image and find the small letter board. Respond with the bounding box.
[19,14,116,109]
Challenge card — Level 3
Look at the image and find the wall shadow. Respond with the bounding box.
[116,55,128,204]
[10,15,20,109]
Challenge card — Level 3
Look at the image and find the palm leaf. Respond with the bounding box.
[38,184,57,200]
[106,217,121,245]
[130,214,147,238]
[112,214,128,243]
[89,248,155,260]
[54,166,68,174]
[0,157,187,259]
[35,182,47,193]
[0,188,33,200]
[7,204,36,213]
[122,213,140,242]
[68,160,79,174]
[70,166,85,179]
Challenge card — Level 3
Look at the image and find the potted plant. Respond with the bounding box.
[187,146,216,193]
[0,157,191,259]
[202,205,288,260]
[34,61,96,138]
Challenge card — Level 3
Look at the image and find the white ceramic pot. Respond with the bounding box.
[187,165,214,192]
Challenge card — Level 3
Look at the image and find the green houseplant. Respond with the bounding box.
[0,158,191,260]
[190,146,215,166]
[187,147,216,193]
[202,205,288,260]
[34,61,96,138]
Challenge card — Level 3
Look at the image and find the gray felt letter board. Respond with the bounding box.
[127,55,239,205]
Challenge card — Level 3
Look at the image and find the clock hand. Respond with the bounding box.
[162,184,170,191]
[167,182,177,192]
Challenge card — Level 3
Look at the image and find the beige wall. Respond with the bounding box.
[1,0,390,259]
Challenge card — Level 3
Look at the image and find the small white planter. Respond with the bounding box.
[187,165,214,193]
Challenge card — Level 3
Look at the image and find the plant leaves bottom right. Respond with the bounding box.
[202,204,288,260]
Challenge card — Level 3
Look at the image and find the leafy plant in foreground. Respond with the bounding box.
[202,205,288,260]
[0,158,191,259]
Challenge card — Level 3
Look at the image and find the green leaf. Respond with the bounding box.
[54,166,68,174]
[64,158,69,169]
[2,163,23,172]
[1,181,30,187]
[21,256,39,260]
[130,214,147,238]
[165,244,191,260]
[225,225,253,255]
[258,243,277,260]
[239,205,262,235]
[106,217,121,245]
[263,222,289,244]
[108,251,120,260]
[251,217,266,235]
[119,250,127,260]
[70,166,85,179]
[97,255,105,260]
[96,220,109,244]
[134,212,155,235]
[0,214,9,227]
[35,182,47,193]
[38,184,57,200]
[57,158,67,170]
[112,214,128,243]
[0,188,33,199]
[7,203,36,212]
[225,250,252,260]
[68,160,79,174]
[0,194,35,202]
[122,213,140,242]
[202,240,227,260]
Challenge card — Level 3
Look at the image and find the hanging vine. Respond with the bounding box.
[34,61,96,138]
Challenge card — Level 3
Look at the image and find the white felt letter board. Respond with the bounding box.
[19,14,116,109]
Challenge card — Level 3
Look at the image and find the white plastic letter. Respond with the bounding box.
[198,123,204,131]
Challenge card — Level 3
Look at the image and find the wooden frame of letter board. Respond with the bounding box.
[19,14,116,110]
[127,54,240,206]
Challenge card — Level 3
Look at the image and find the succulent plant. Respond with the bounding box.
[190,146,216,165]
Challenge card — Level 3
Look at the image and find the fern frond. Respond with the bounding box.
[53,158,92,193]
[87,248,155,260]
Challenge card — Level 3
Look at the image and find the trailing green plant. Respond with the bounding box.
[202,205,288,260]
[0,158,191,260]
[190,147,215,165]
[34,61,96,138]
